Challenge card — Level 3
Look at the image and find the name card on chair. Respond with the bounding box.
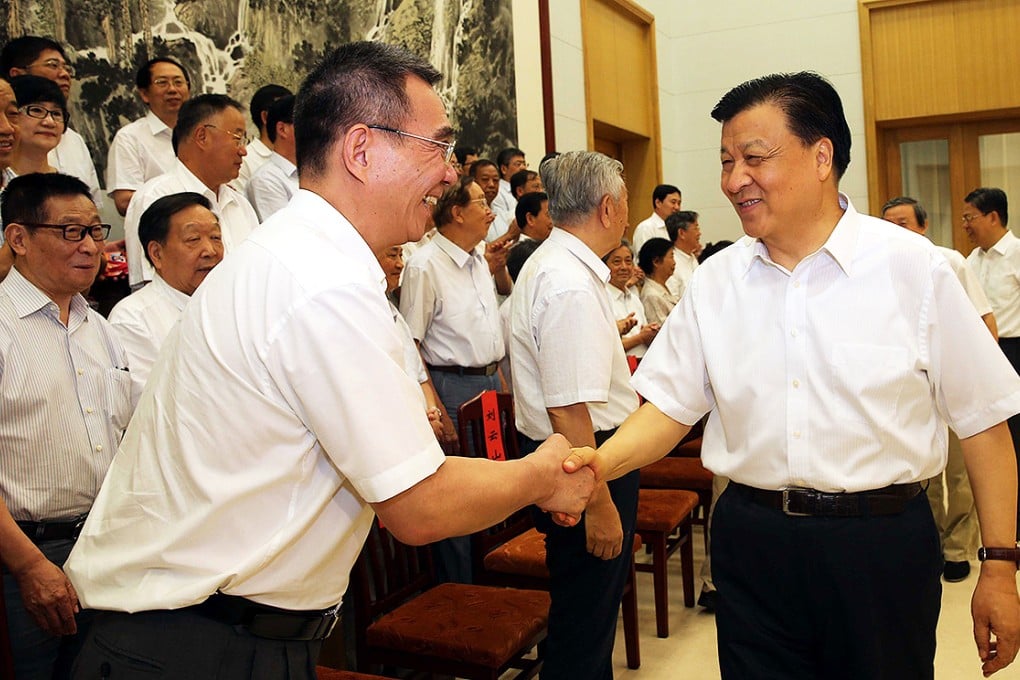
[480,390,506,461]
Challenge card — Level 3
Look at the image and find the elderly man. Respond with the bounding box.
[122,93,258,288]
[664,209,701,298]
[0,78,19,278]
[509,150,639,680]
[1,36,103,208]
[631,183,681,254]
[109,192,223,393]
[567,72,1020,679]
[65,42,593,679]
[106,57,191,215]
[246,94,298,221]
[0,173,133,680]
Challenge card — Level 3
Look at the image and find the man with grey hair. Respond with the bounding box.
[508,150,639,679]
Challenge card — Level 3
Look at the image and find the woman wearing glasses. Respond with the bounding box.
[8,75,67,179]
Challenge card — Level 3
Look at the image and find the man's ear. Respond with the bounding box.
[815,138,834,182]
[4,224,29,257]
[147,240,164,271]
[340,124,372,184]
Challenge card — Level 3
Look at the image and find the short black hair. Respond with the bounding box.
[266,94,295,144]
[138,192,213,266]
[295,41,441,178]
[638,237,673,276]
[172,93,243,154]
[470,158,498,177]
[507,238,541,283]
[964,187,1009,227]
[2,172,92,228]
[0,36,66,76]
[9,74,67,130]
[433,175,475,227]
[510,169,539,197]
[665,210,699,243]
[497,147,525,171]
[881,196,927,227]
[712,71,851,180]
[454,146,477,165]
[250,84,291,133]
[515,191,548,228]
[136,57,191,90]
[652,184,681,207]
[698,240,733,263]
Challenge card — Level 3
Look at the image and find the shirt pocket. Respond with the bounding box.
[104,368,133,432]
[829,343,908,425]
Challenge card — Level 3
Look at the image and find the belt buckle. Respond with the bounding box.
[316,605,340,639]
[71,514,88,541]
[781,488,812,517]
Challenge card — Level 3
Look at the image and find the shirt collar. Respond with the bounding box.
[744,192,856,277]
[606,282,632,302]
[547,227,612,283]
[151,273,192,311]
[433,231,482,268]
[2,264,89,323]
[646,212,665,227]
[989,230,1017,255]
[247,138,274,160]
[173,159,241,208]
[268,152,298,177]
[144,109,172,137]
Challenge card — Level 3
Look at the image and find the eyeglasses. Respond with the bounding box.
[961,212,986,224]
[203,124,248,148]
[150,77,188,90]
[22,222,111,241]
[367,125,456,164]
[20,104,65,123]
[28,58,73,76]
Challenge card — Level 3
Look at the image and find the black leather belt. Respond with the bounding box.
[16,513,88,544]
[731,482,923,517]
[427,362,499,377]
[191,592,339,641]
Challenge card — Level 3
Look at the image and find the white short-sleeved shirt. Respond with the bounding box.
[50,128,104,208]
[632,195,1020,493]
[631,213,667,255]
[641,277,677,327]
[607,282,649,358]
[123,160,259,286]
[246,152,298,222]
[105,111,175,194]
[108,273,190,396]
[390,301,428,385]
[66,189,446,613]
[509,228,639,440]
[967,230,1020,337]
[936,245,991,316]
[490,179,516,226]
[399,233,504,368]
[666,248,698,299]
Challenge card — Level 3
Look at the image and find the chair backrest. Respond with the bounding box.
[457,391,520,462]
[351,521,435,631]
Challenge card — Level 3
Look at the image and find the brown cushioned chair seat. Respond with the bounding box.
[640,457,713,489]
[365,583,550,668]
[316,669,392,680]
[672,436,703,457]
[636,489,700,532]
[483,528,644,579]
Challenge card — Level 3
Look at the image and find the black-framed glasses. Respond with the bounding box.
[28,58,73,76]
[20,104,65,123]
[367,125,456,163]
[22,222,111,241]
[203,124,248,148]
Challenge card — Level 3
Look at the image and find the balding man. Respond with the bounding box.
[122,94,258,289]
[0,78,20,280]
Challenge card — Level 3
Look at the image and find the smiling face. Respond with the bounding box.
[0,81,19,167]
[962,201,1004,251]
[720,102,826,246]
[654,191,681,220]
[17,100,63,156]
[605,244,634,291]
[377,245,405,294]
[148,204,224,296]
[140,61,191,122]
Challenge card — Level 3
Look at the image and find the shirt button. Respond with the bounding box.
[86,408,94,414]
[95,445,103,452]
[791,329,798,337]
[793,431,802,439]
[792,379,800,388]
[77,369,84,376]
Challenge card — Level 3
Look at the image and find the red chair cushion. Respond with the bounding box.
[483,528,549,579]
[635,489,700,532]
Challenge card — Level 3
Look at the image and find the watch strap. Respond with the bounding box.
[978,546,1020,565]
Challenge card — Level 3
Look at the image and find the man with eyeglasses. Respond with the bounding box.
[66,42,593,679]
[0,36,104,209]
[106,57,192,216]
[0,173,133,680]
[964,187,1020,538]
[122,93,258,289]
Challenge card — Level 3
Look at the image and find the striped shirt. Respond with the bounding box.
[0,266,133,521]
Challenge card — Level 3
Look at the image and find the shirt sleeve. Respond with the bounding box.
[108,308,158,399]
[246,173,290,223]
[106,129,145,193]
[398,260,436,343]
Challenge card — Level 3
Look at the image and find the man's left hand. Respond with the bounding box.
[972,563,1020,676]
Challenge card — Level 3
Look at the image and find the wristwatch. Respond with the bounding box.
[977,546,1020,567]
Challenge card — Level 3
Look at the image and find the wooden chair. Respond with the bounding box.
[350,520,549,680]
[315,669,393,680]
[458,391,642,669]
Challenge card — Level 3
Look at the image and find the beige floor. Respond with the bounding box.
[609,527,1017,679]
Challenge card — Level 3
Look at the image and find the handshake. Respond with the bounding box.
[529,434,605,526]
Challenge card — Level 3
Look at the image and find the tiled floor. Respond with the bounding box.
[610,527,1015,679]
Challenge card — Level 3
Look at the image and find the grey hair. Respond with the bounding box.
[543,150,625,227]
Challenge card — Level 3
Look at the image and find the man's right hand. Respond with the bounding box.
[15,556,79,636]
[531,434,595,524]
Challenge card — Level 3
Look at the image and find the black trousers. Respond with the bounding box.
[999,336,1020,540]
[712,484,942,680]
[72,609,322,679]
[521,429,639,680]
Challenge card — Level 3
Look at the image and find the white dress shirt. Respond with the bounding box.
[0,267,133,521]
[631,213,667,255]
[50,128,104,208]
[666,248,698,298]
[641,277,677,326]
[105,111,176,194]
[607,282,649,358]
[967,230,1020,337]
[123,159,259,286]
[490,178,516,226]
[509,228,639,440]
[633,195,1020,493]
[936,245,991,316]
[108,273,190,395]
[66,189,446,612]
[400,232,504,368]
[390,300,427,384]
[246,152,299,222]
[235,137,274,190]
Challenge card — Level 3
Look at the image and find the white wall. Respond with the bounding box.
[514,0,868,243]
